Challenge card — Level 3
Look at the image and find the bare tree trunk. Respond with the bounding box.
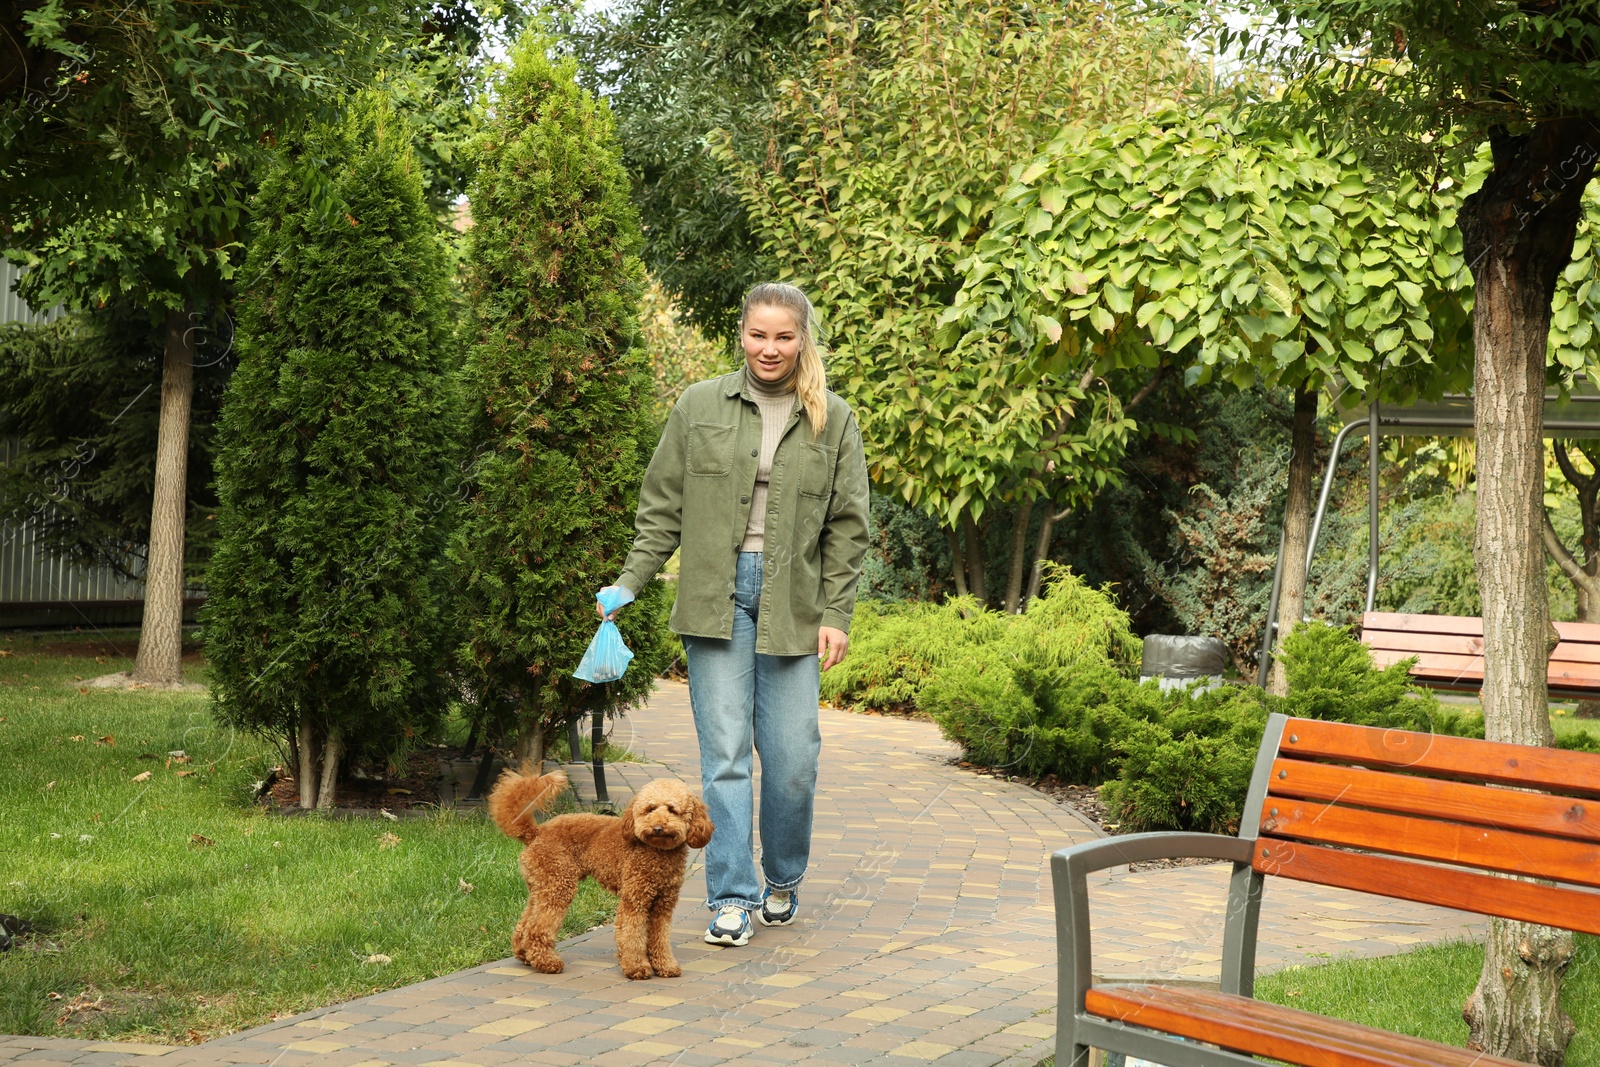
[297,717,317,810]
[514,714,546,774]
[1268,383,1319,697]
[1458,120,1590,1066]
[134,305,196,685]
[948,527,969,599]
[962,510,987,605]
[1023,505,1066,609]
[315,727,342,810]
[1004,498,1035,614]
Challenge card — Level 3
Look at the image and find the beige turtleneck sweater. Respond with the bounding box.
[740,368,798,553]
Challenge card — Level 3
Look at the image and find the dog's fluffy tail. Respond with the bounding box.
[487,765,569,844]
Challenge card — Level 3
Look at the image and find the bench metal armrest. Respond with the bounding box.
[1051,832,1261,1031]
[1053,832,1254,879]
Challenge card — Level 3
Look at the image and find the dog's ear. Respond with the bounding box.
[619,803,638,842]
[686,797,714,849]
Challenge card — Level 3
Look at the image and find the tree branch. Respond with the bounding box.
[1544,508,1600,597]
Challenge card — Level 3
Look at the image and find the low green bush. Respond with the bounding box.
[835,594,1485,836]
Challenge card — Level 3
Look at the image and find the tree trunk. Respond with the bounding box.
[297,716,317,810]
[948,527,969,598]
[1023,505,1066,609]
[316,727,342,810]
[962,510,987,605]
[133,304,196,685]
[1268,383,1319,697]
[514,714,546,774]
[1458,120,1592,1067]
[1004,498,1035,614]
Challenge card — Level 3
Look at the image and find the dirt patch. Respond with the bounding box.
[261,746,456,814]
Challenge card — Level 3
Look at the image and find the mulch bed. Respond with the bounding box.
[260,746,457,814]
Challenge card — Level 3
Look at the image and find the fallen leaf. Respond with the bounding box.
[190,834,213,848]
[69,735,85,743]
[385,788,412,796]
[168,750,186,759]
[130,771,151,783]
[46,991,63,1000]
[458,878,474,894]
[0,649,11,657]
[364,953,391,965]
[377,832,400,850]
[95,735,114,746]
[379,808,397,821]
[185,1029,203,1044]
[175,770,195,778]
[42,781,54,791]
[170,754,190,764]
[77,688,88,695]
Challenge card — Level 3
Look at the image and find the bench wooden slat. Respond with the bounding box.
[1555,619,1600,642]
[1254,839,1600,936]
[1084,985,1521,1067]
[1366,637,1600,671]
[1361,630,1485,656]
[1268,758,1600,843]
[1280,718,1600,797]
[1261,799,1600,888]
[1363,612,1485,636]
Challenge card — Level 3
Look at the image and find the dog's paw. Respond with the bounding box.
[622,961,654,980]
[650,958,682,978]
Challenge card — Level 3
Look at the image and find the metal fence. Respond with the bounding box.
[2,261,158,627]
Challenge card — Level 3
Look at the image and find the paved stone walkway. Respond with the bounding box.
[0,681,1483,1067]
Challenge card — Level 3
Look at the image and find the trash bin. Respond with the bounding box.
[1140,634,1228,693]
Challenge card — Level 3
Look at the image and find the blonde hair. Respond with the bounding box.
[741,282,828,436]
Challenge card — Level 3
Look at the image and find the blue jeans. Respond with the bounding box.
[683,552,821,911]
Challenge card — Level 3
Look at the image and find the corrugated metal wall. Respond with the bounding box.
[1,258,60,325]
[2,261,152,623]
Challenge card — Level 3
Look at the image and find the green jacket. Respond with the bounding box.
[618,369,871,655]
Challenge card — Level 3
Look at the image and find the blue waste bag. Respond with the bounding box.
[573,587,635,683]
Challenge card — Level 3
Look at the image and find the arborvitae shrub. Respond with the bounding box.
[451,37,671,759]
[203,96,460,806]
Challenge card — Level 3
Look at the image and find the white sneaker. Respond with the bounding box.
[704,904,753,946]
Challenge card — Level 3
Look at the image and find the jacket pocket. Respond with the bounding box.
[798,443,837,498]
[687,423,735,476]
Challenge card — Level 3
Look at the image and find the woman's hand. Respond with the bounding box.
[818,626,849,671]
[596,585,634,620]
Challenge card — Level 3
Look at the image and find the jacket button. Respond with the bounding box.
[750,448,758,457]
[728,592,735,600]
[741,495,750,504]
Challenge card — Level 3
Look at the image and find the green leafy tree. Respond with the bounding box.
[203,98,461,809]
[948,109,1483,686]
[452,37,672,766]
[2,0,398,685]
[553,0,841,340]
[721,0,1199,610]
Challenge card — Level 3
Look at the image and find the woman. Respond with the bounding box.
[601,282,870,946]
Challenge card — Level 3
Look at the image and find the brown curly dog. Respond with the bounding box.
[487,767,713,980]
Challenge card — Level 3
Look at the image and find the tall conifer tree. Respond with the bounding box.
[203,97,461,808]
[453,37,671,764]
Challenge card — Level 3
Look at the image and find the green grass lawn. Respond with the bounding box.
[1256,935,1600,1066]
[0,629,617,1044]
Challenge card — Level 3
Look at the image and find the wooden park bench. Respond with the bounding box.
[1050,712,1600,1067]
[1359,610,1600,699]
